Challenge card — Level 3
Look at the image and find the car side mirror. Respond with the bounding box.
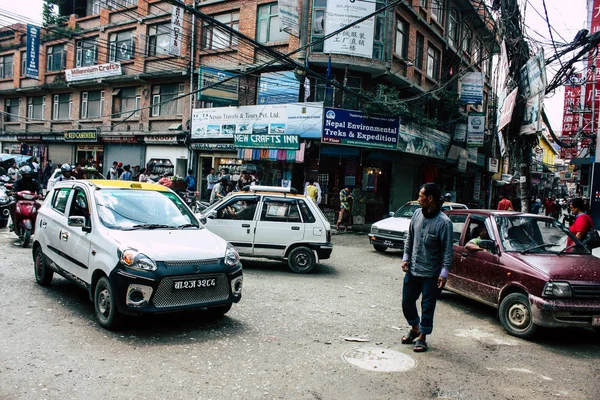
[198,215,207,225]
[479,239,497,253]
[208,210,217,219]
[68,216,86,228]
[389,211,394,217]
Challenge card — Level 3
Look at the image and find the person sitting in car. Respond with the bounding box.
[466,225,493,252]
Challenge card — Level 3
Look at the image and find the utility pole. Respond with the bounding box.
[499,0,534,212]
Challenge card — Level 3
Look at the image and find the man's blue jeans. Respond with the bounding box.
[402,271,439,335]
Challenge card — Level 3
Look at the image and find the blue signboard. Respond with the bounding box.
[25,25,40,80]
[322,108,400,150]
[257,71,300,105]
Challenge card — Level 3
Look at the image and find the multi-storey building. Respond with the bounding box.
[0,0,497,220]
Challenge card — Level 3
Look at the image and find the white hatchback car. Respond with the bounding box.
[33,180,243,329]
[200,186,332,273]
[369,200,468,252]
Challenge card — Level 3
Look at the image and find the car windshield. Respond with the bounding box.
[495,216,588,254]
[95,189,201,230]
[393,203,420,218]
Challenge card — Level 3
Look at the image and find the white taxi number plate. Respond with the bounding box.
[593,315,600,327]
[384,240,394,246]
[174,278,216,290]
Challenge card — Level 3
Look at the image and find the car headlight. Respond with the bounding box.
[224,243,240,267]
[543,282,572,298]
[371,226,379,234]
[0,192,7,202]
[118,249,157,272]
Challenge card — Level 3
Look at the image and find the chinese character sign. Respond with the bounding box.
[323,0,375,59]
[170,6,183,56]
[562,82,581,137]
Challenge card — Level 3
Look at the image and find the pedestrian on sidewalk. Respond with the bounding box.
[566,198,594,248]
[336,186,353,231]
[497,194,513,210]
[401,183,453,353]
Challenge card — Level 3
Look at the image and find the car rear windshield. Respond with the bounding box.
[393,203,420,218]
[95,189,200,230]
[495,216,588,254]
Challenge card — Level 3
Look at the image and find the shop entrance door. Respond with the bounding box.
[199,157,214,200]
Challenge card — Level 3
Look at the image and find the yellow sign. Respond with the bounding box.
[64,130,98,141]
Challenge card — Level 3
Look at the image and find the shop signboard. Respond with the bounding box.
[488,158,499,173]
[234,134,300,149]
[0,135,18,142]
[520,94,542,135]
[257,71,300,105]
[467,147,478,164]
[286,102,323,139]
[453,123,467,142]
[520,49,546,99]
[64,130,98,142]
[460,72,484,104]
[398,123,450,159]
[170,5,183,56]
[101,136,138,144]
[322,108,399,150]
[278,0,300,37]
[467,112,485,147]
[65,63,122,82]
[477,153,485,167]
[446,145,463,162]
[143,135,179,144]
[497,87,518,131]
[17,135,41,142]
[41,134,66,142]
[198,67,239,103]
[473,174,481,202]
[190,143,237,151]
[323,0,375,59]
[457,149,468,172]
[25,25,40,80]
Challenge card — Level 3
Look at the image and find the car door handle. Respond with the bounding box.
[461,252,468,257]
[291,226,300,230]
[41,220,47,229]
[242,224,251,228]
[60,230,69,242]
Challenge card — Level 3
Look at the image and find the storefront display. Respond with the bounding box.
[147,159,174,175]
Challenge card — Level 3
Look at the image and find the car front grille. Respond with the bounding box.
[152,273,229,308]
[377,229,405,237]
[571,284,600,299]
[163,259,220,267]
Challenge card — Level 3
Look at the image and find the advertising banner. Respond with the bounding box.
[397,123,451,159]
[278,0,300,37]
[65,63,122,82]
[520,49,546,99]
[457,149,468,172]
[497,40,509,93]
[322,108,399,150]
[446,145,463,162]
[473,174,481,201]
[467,147,478,164]
[192,103,322,140]
[488,158,499,173]
[460,72,484,104]
[170,5,183,56]
[234,134,300,149]
[562,79,581,136]
[467,112,485,147]
[25,24,40,79]
[323,0,375,59]
[198,67,239,103]
[453,123,467,142]
[520,94,542,135]
[257,71,300,105]
[498,130,507,157]
[497,87,518,131]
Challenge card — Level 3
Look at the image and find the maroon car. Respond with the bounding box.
[444,210,600,339]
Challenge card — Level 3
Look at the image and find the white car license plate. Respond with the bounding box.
[173,278,217,290]
[384,240,394,246]
[593,315,600,327]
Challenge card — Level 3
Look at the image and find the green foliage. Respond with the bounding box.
[42,0,68,27]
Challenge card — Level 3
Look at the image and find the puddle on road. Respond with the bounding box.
[342,347,417,372]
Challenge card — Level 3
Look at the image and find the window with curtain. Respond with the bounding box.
[47,44,67,71]
[53,93,72,120]
[27,96,45,120]
[395,18,409,59]
[151,83,184,116]
[112,87,141,118]
[203,11,240,50]
[427,45,441,80]
[257,3,288,43]
[109,30,136,62]
[81,90,105,119]
[148,24,171,57]
[0,54,14,79]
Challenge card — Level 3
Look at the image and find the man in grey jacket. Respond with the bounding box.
[400,183,453,352]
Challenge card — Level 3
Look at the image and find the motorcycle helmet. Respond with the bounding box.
[19,165,33,178]
[61,163,73,173]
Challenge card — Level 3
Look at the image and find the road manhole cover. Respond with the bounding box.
[342,347,417,372]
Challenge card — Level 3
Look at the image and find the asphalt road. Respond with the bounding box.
[0,228,599,400]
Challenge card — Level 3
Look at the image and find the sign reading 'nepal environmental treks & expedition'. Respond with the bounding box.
[322,108,399,150]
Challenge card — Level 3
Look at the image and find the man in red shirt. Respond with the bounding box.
[566,198,594,248]
[497,195,513,211]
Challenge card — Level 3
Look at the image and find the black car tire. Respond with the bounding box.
[94,276,122,330]
[499,293,538,339]
[288,246,316,274]
[373,244,388,253]
[34,247,53,286]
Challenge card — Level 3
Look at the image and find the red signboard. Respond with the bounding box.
[562,82,581,136]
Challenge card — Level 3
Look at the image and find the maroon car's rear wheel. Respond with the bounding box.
[499,293,538,339]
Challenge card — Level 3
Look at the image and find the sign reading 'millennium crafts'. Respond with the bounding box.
[25,25,40,79]
[65,63,122,82]
[322,108,399,150]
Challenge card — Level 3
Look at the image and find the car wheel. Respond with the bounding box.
[94,276,122,330]
[373,244,388,253]
[34,247,53,286]
[288,246,316,274]
[499,293,538,339]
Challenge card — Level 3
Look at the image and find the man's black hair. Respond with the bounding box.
[420,182,443,203]
[571,197,585,210]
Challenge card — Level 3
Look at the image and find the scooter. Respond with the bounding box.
[0,184,10,228]
[12,190,41,247]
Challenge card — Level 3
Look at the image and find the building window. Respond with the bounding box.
[415,33,425,70]
[53,93,72,121]
[474,38,483,65]
[109,30,135,62]
[427,45,441,80]
[21,51,26,76]
[257,3,288,43]
[27,96,45,120]
[148,24,171,57]
[342,76,361,110]
[76,39,98,67]
[420,0,428,7]
[47,44,67,71]
[430,0,443,24]
[151,83,184,117]
[81,90,105,119]
[113,87,141,118]
[394,18,409,59]
[0,54,14,79]
[462,25,472,55]
[373,2,386,59]
[4,98,20,122]
[203,11,240,50]
[447,9,459,49]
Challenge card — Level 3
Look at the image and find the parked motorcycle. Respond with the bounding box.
[12,190,41,247]
[0,177,10,228]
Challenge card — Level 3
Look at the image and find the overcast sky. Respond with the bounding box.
[0,0,589,134]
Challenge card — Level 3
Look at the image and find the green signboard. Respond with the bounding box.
[234,134,299,149]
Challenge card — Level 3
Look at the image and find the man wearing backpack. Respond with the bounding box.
[566,198,596,248]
